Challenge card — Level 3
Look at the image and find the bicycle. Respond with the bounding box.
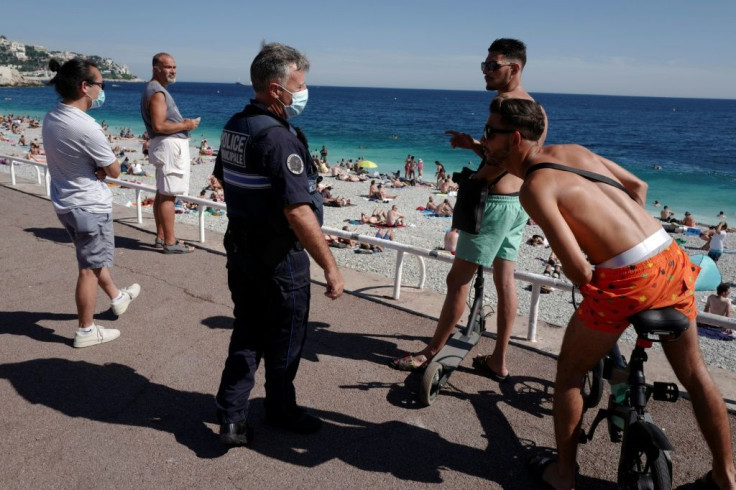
[420,264,491,406]
[579,307,689,490]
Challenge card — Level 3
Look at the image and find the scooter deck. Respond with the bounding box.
[432,328,482,371]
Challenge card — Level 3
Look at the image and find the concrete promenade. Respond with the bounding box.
[1,175,734,489]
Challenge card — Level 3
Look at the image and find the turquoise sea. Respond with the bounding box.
[2,83,735,224]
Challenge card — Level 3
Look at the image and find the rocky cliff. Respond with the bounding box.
[0,66,41,87]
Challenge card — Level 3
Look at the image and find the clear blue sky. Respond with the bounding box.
[4,0,735,98]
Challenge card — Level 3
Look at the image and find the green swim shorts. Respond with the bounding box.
[455,194,528,266]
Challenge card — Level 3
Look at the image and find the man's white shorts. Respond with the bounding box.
[149,136,191,196]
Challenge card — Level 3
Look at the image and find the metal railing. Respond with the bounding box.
[3,153,734,342]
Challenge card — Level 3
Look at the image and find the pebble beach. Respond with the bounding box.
[2,124,734,373]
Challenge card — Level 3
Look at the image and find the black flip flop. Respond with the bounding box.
[472,355,510,383]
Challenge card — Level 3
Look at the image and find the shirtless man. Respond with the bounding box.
[682,211,695,227]
[660,205,675,222]
[368,180,378,198]
[386,205,404,227]
[390,39,547,380]
[483,97,735,490]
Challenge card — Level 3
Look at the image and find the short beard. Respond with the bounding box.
[166,75,176,84]
[485,147,510,168]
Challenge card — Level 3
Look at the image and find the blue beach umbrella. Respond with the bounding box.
[690,254,721,291]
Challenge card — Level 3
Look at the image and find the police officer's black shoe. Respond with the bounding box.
[265,407,322,434]
[219,420,253,446]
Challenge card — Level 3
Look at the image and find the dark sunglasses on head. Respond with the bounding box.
[483,125,516,139]
[86,81,105,90]
[481,60,514,72]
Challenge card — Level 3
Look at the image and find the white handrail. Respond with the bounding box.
[4,153,734,341]
[2,155,226,243]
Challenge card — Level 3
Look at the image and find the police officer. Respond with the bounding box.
[213,43,343,447]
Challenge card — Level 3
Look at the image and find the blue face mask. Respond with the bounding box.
[90,89,105,109]
[279,86,308,118]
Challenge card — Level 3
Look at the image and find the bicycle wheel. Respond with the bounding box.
[617,438,672,490]
[582,358,604,410]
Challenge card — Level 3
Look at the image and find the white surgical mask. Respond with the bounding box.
[90,89,105,109]
[278,85,309,118]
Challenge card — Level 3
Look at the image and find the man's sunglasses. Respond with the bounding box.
[86,81,105,90]
[481,60,514,72]
[484,125,516,139]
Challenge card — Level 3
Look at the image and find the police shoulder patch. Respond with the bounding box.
[286,154,304,175]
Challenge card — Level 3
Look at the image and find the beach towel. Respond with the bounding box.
[697,325,735,341]
[346,219,362,225]
[355,248,379,254]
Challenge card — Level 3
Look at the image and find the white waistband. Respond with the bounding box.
[597,228,672,269]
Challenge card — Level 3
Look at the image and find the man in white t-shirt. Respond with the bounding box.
[43,57,141,348]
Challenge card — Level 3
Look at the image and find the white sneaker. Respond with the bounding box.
[111,283,141,316]
[73,324,121,348]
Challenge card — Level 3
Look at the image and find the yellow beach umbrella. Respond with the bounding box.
[357,160,378,169]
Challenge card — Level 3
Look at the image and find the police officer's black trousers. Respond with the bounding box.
[215,247,311,424]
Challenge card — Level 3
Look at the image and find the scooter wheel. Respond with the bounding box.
[420,361,444,406]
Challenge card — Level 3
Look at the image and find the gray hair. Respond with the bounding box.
[250,42,310,93]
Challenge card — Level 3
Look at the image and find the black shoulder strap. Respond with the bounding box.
[489,170,508,187]
[479,159,507,188]
[525,162,633,199]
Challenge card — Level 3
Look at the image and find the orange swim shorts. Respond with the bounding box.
[577,243,700,333]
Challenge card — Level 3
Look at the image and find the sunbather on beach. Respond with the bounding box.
[704,282,734,324]
[324,197,352,207]
[390,177,408,188]
[358,242,384,253]
[373,184,397,201]
[337,172,366,182]
[682,211,695,227]
[386,205,404,227]
[437,177,458,194]
[375,229,394,241]
[660,205,676,222]
[338,225,358,247]
[360,208,387,225]
[436,199,453,217]
[484,97,735,490]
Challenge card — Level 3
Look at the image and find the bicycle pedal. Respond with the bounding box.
[652,382,679,402]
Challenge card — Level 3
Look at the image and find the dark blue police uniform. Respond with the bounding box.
[213,100,323,426]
